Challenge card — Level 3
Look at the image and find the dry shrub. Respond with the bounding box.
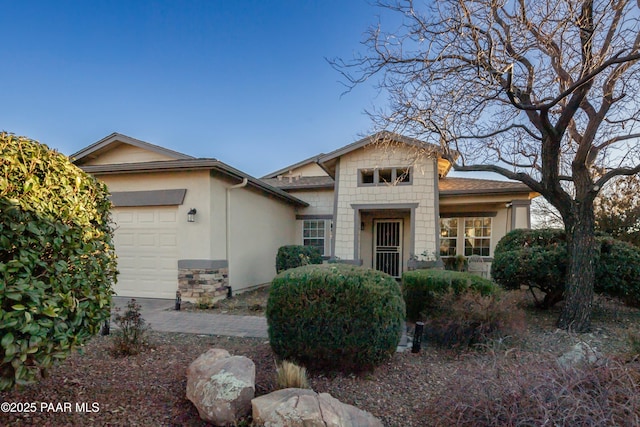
[424,351,640,426]
[423,290,526,349]
[110,299,151,357]
[276,360,310,390]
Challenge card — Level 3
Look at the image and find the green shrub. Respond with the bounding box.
[494,228,566,253]
[492,228,640,308]
[402,269,499,322]
[0,133,117,390]
[596,237,640,306]
[267,264,405,372]
[492,246,567,307]
[275,245,323,273]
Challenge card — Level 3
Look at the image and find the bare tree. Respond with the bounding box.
[531,198,564,229]
[333,0,640,331]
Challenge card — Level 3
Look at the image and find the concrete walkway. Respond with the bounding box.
[111,297,268,338]
[111,296,411,351]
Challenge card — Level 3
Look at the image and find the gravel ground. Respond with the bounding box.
[1,291,639,427]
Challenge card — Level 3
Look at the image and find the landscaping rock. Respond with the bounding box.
[186,348,255,426]
[252,387,384,427]
[557,342,602,368]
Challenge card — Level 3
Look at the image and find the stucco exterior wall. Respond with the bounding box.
[95,170,218,260]
[288,189,334,216]
[82,144,176,165]
[288,162,327,177]
[333,145,438,261]
[228,188,297,291]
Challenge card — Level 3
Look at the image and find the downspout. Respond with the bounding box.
[226,177,249,294]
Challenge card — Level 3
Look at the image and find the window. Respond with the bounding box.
[303,220,326,256]
[361,169,375,184]
[358,167,412,186]
[464,217,492,256]
[439,218,458,257]
[439,216,492,257]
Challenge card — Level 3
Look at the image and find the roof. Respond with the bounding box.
[262,176,335,190]
[78,159,308,207]
[264,131,445,181]
[318,131,441,164]
[71,132,193,163]
[439,177,533,196]
[261,153,324,179]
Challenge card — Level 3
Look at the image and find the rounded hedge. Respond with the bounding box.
[0,133,117,390]
[266,264,405,372]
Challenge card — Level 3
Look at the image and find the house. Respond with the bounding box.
[262,131,536,278]
[73,131,536,300]
[72,133,307,300]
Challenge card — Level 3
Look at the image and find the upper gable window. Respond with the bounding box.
[358,167,412,187]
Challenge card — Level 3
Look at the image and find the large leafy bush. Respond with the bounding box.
[275,245,323,273]
[0,133,117,390]
[402,269,499,322]
[267,264,405,372]
[492,228,640,308]
[596,237,640,306]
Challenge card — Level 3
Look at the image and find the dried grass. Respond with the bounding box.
[276,360,310,390]
[424,350,640,426]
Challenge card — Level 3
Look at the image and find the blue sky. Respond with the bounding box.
[1,0,400,177]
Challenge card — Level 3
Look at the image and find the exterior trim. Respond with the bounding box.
[350,203,420,210]
[72,132,193,163]
[261,153,323,179]
[178,259,229,270]
[330,159,340,259]
[350,203,419,262]
[510,199,532,230]
[434,159,441,261]
[78,159,308,207]
[319,131,441,164]
[296,214,333,220]
[440,211,498,218]
[357,166,413,187]
[110,189,186,207]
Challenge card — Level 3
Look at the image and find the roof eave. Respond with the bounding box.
[71,132,194,163]
[79,160,308,207]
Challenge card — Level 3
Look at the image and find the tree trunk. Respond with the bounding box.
[557,204,598,332]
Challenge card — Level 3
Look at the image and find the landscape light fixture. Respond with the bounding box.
[187,208,197,223]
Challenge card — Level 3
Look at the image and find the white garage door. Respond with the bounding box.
[112,206,179,299]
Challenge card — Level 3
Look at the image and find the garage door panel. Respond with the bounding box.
[159,211,176,222]
[159,234,177,247]
[138,212,155,223]
[138,233,157,246]
[112,206,178,299]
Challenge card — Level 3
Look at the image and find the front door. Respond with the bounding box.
[374,219,403,278]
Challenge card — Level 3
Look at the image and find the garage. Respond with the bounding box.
[112,206,179,299]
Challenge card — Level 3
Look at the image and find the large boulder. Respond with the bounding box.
[186,348,255,426]
[252,388,384,427]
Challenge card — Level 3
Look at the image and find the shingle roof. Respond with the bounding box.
[439,177,532,195]
[262,176,334,190]
[78,159,309,207]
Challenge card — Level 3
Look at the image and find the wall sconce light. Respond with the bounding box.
[187,208,197,223]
